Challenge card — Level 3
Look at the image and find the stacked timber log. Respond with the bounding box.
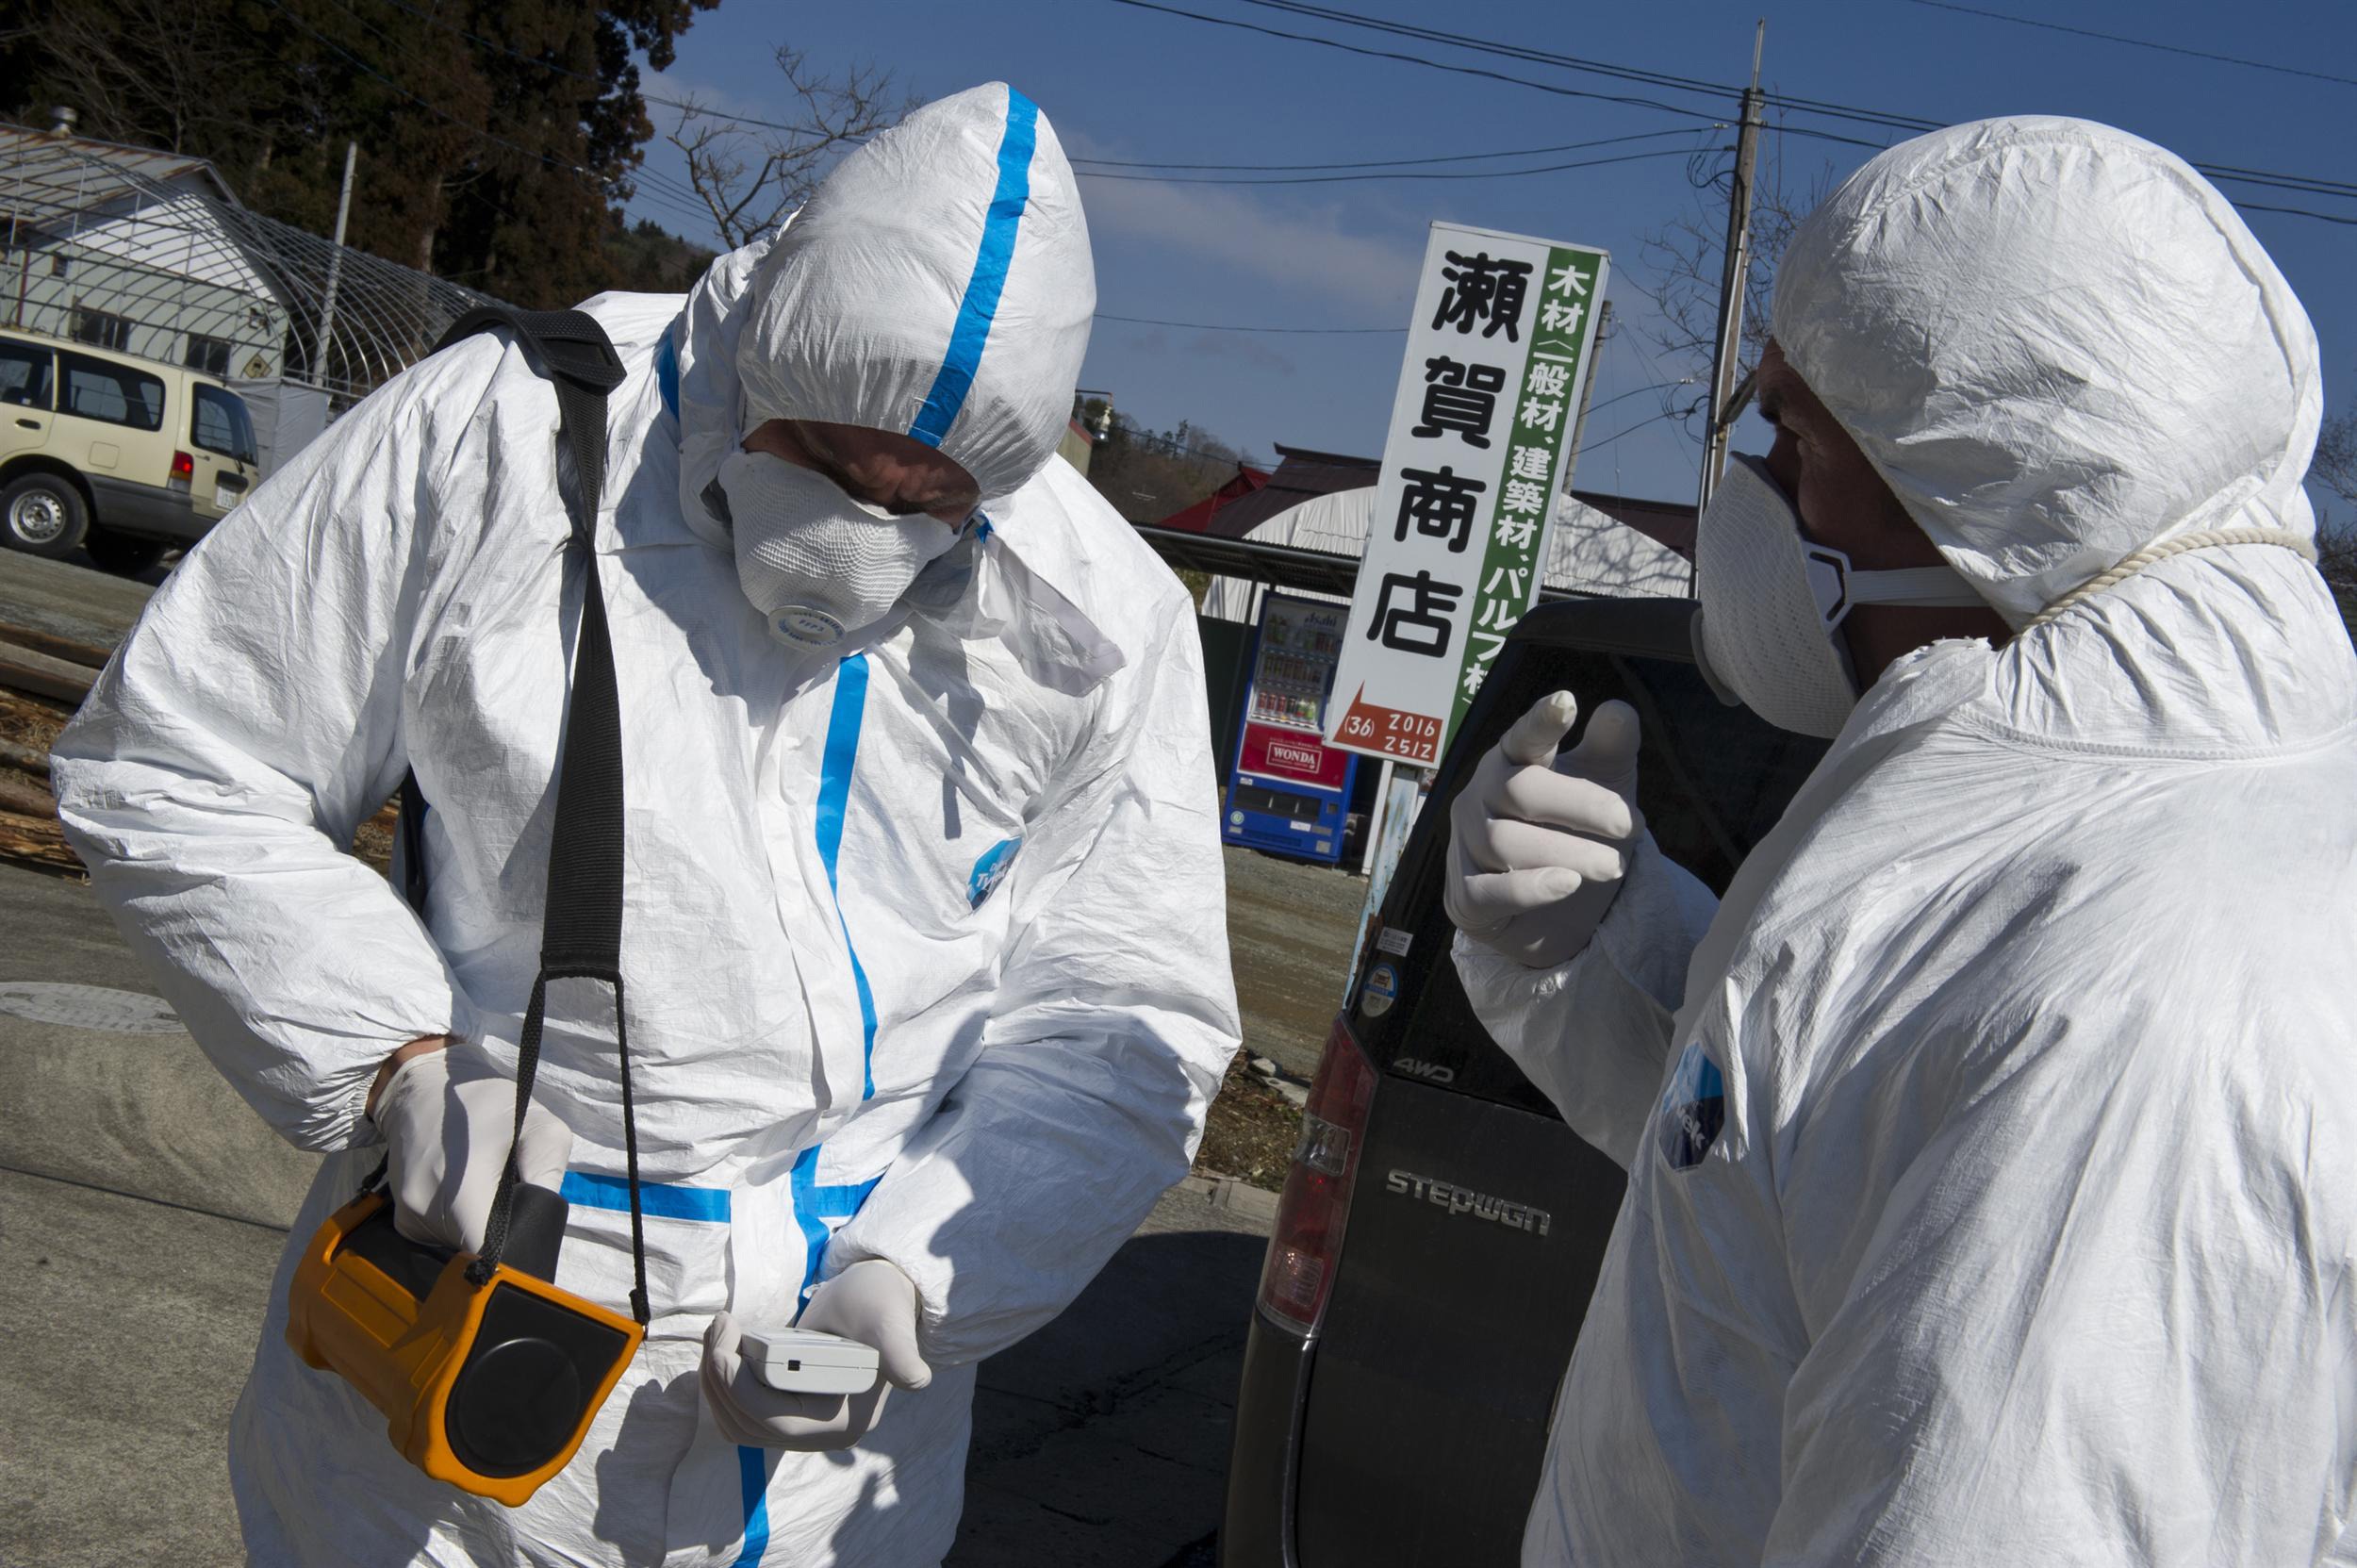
[0,624,101,875]
[0,620,397,877]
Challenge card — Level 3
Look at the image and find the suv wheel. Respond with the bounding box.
[2,473,90,558]
[83,527,167,576]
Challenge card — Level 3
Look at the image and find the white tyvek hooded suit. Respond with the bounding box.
[52,84,1241,1567]
[1455,117,2357,1563]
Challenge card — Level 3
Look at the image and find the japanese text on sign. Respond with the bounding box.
[1327,223,1609,766]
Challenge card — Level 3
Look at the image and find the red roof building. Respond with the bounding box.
[1153,464,1273,533]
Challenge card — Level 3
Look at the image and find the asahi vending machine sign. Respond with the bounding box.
[1326,223,1608,767]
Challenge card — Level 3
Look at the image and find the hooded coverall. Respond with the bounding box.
[54,83,1241,1567]
[1456,116,2357,1565]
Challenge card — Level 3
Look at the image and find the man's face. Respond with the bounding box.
[744,419,981,527]
[1754,338,2009,677]
[1755,339,1927,569]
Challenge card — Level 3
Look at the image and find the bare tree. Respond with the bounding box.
[670,49,912,250]
[2310,398,2357,635]
[30,0,265,157]
[2315,409,2357,513]
[1631,130,1827,438]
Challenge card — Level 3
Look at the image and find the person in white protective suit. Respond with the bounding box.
[1445,116,2357,1564]
[51,83,1241,1567]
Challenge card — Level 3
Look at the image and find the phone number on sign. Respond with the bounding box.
[1335,708,1442,762]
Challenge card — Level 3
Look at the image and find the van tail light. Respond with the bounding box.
[170,450,193,493]
[1256,1015,1379,1338]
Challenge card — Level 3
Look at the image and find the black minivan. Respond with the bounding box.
[1219,594,1825,1567]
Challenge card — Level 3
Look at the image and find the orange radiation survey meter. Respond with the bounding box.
[286,1184,644,1507]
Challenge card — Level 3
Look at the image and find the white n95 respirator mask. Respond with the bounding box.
[712,449,962,649]
[1692,453,1982,738]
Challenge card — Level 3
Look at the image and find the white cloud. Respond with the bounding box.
[1074,173,1420,316]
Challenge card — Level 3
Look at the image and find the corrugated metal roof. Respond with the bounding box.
[0,126,238,210]
[1198,486,1691,620]
[0,121,498,404]
[1202,441,1700,558]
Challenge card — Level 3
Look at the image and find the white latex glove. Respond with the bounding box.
[371,1045,574,1255]
[1444,691,1643,969]
[701,1260,931,1451]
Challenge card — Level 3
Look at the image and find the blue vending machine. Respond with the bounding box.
[1221,593,1359,864]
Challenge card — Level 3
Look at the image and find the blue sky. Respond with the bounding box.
[620,0,2355,512]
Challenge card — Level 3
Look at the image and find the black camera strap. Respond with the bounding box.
[405,306,649,1326]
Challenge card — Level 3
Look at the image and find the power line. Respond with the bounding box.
[2236,201,2357,227]
[1235,0,2357,200]
[1240,0,1723,99]
[352,0,2354,229]
[1237,1,1917,140]
[1096,313,1405,334]
[1580,404,1694,455]
[1102,0,2357,223]
[2200,162,2357,201]
[1076,143,1713,186]
[1070,124,1706,173]
[346,0,1733,217]
[1104,0,1723,122]
[1907,0,2357,90]
[1584,377,1701,419]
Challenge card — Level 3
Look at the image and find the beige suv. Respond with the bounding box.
[0,327,260,575]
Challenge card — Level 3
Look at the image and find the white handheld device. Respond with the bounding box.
[738,1328,882,1397]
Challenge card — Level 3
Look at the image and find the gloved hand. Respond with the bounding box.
[370,1043,574,1255]
[701,1260,932,1452]
[1444,690,1643,969]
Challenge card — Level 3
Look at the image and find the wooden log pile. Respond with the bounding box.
[0,619,397,878]
[0,624,99,876]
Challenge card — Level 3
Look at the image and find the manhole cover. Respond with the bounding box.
[0,982,183,1034]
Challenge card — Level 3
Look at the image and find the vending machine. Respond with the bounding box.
[1222,593,1359,865]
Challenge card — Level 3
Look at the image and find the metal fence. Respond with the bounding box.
[0,124,495,412]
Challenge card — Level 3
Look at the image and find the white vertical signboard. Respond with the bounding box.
[1326,223,1608,767]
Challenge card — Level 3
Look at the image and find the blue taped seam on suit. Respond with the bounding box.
[788,1147,831,1303]
[783,655,889,1311]
[907,89,1040,448]
[655,334,680,419]
[810,1175,881,1218]
[816,654,881,1100]
[732,1445,771,1567]
[789,1153,885,1301]
[559,1170,730,1222]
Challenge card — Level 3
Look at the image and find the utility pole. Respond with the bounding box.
[314,141,358,389]
[1695,23,1766,521]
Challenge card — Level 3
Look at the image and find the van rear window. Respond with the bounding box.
[61,353,165,432]
[191,384,259,465]
[0,341,52,410]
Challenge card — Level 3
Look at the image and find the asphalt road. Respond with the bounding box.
[0,546,158,651]
[0,852,1273,1567]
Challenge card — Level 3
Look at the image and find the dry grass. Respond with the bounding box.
[1195,1051,1305,1192]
